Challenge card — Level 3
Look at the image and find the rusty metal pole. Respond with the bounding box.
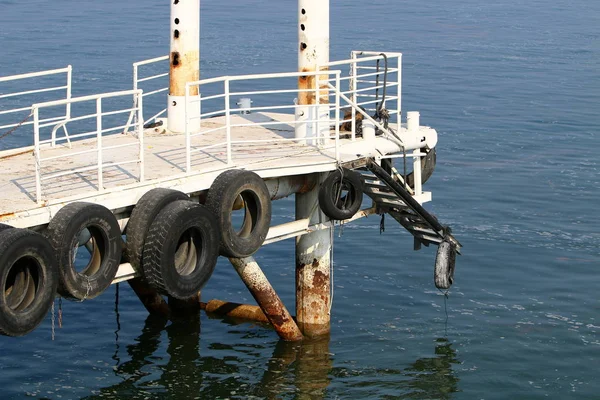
[229,256,303,341]
[296,0,330,145]
[167,0,201,133]
[295,0,332,339]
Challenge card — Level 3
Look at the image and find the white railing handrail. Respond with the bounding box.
[0,66,71,83]
[133,55,169,68]
[0,66,72,136]
[32,89,141,109]
[33,89,145,204]
[184,69,344,174]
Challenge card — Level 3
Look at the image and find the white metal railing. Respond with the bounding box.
[124,55,169,133]
[321,51,402,141]
[33,89,145,203]
[184,70,343,174]
[0,66,72,144]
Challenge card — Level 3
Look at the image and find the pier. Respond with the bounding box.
[0,0,460,339]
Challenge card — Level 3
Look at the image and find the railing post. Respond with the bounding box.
[96,97,103,191]
[133,62,139,128]
[137,91,145,182]
[334,72,340,162]
[66,65,72,121]
[185,83,191,173]
[397,54,402,124]
[33,107,42,204]
[351,56,357,141]
[225,79,232,165]
[315,72,320,146]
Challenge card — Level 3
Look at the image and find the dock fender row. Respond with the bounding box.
[206,169,271,258]
[0,228,59,337]
[434,240,456,290]
[318,168,363,221]
[125,188,190,272]
[44,202,122,301]
[142,200,220,299]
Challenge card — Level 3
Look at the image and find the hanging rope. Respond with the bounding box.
[0,112,33,141]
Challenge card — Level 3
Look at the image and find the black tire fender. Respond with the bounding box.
[45,202,122,301]
[125,188,189,271]
[142,200,220,299]
[318,168,363,220]
[434,240,456,290]
[205,169,272,258]
[0,223,14,233]
[0,228,59,337]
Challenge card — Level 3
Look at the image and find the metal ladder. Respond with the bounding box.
[361,158,462,253]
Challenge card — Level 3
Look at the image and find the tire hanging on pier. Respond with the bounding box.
[318,168,363,220]
[0,228,59,337]
[44,202,122,301]
[0,223,14,233]
[125,188,189,271]
[434,240,456,290]
[142,200,220,299]
[206,169,272,258]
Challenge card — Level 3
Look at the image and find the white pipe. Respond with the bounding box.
[168,0,200,133]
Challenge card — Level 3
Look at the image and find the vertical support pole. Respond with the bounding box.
[295,173,331,338]
[334,71,340,161]
[96,97,103,191]
[397,54,402,125]
[225,79,232,164]
[413,149,422,197]
[350,53,357,141]
[295,0,332,340]
[230,256,303,341]
[296,0,330,145]
[185,84,191,174]
[137,92,145,182]
[127,278,171,319]
[167,0,200,134]
[33,107,42,204]
[65,65,72,141]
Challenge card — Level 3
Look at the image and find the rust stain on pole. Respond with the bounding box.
[170,50,199,97]
[230,256,303,341]
[295,257,331,338]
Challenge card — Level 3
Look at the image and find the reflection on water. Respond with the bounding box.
[83,314,460,399]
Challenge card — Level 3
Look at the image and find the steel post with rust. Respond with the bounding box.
[230,256,303,341]
[296,0,330,145]
[168,0,200,133]
[295,0,332,339]
[295,173,331,338]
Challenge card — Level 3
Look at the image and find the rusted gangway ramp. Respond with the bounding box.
[0,0,460,340]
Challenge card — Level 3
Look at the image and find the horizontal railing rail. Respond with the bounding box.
[0,66,72,142]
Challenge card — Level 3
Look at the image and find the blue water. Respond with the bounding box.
[1,0,599,398]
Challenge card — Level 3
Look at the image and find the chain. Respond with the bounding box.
[0,112,33,141]
[51,300,55,341]
[58,297,63,328]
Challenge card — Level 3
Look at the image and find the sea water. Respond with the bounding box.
[0,0,598,398]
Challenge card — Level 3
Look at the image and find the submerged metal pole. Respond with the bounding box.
[168,0,200,133]
[230,256,303,341]
[295,0,332,339]
[295,173,331,338]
